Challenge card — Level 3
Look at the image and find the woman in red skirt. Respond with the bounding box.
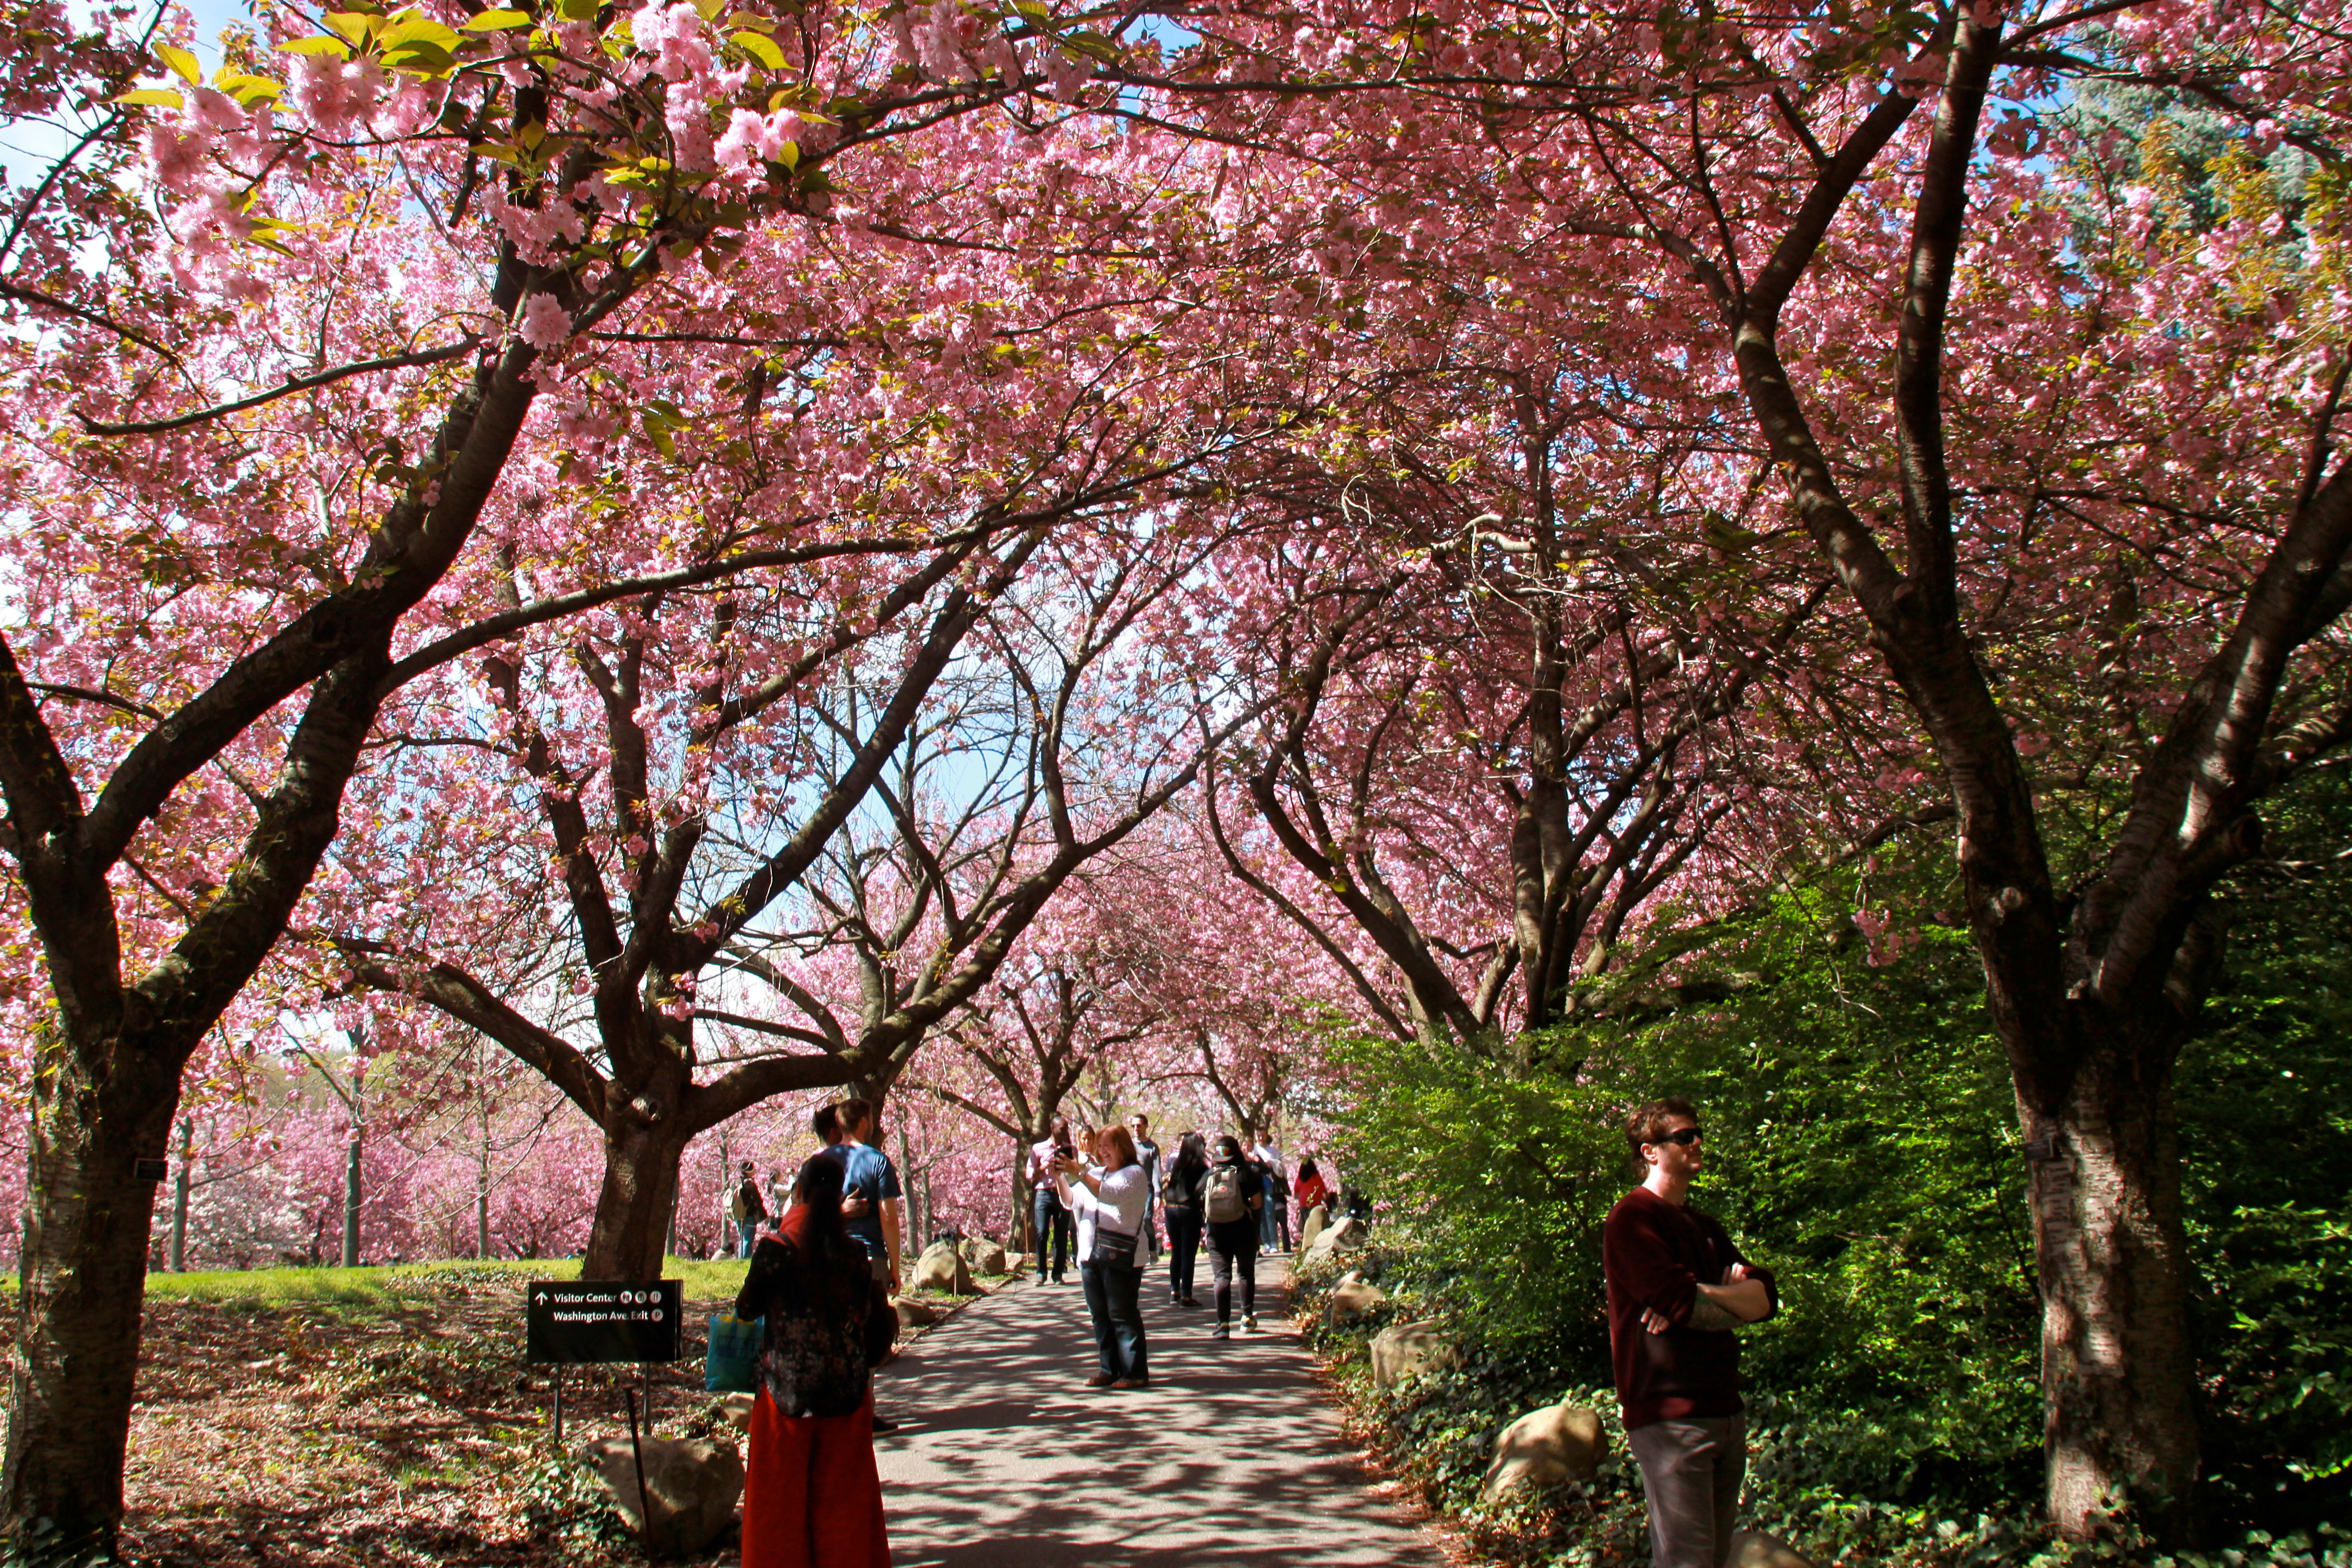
[735,1153,895,1568]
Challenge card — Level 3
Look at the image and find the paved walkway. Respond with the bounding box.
[870,1257,1444,1567]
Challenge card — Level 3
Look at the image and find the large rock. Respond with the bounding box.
[1369,1319,1459,1390]
[720,1391,755,1432]
[1296,1204,1329,1255]
[1306,1215,1367,1260]
[580,1435,744,1559]
[909,1239,974,1294]
[1003,1251,1028,1277]
[893,1296,941,1328]
[1325,1271,1387,1326]
[959,1236,1008,1274]
[1479,1401,1605,1503]
[1727,1530,1817,1568]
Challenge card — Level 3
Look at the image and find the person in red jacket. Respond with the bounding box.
[1602,1098,1778,1568]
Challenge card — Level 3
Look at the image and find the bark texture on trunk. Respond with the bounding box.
[6,1044,178,1558]
[581,1122,687,1280]
[2025,1044,2199,1538]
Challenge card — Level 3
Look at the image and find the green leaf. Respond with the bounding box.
[277,34,354,55]
[215,71,284,105]
[153,43,202,83]
[115,87,187,107]
[322,10,381,44]
[381,41,459,73]
[377,10,462,49]
[555,0,600,21]
[461,7,533,27]
[731,29,783,67]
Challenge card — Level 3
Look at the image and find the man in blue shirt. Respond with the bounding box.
[823,1097,903,1293]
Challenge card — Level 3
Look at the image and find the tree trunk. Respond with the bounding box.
[2022,1033,2199,1540]
[475,1099,491,1260]
[1010,1138,1030,1250]
[580,1120,686,1279]
[169,1118,192,1272]
[4,1041,177,1558]
[341,1128,362,1269]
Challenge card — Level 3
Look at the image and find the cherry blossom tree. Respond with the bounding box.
[0,0,1237,1542]
[1105,0,2351,1534]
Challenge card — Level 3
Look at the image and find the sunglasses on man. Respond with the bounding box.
[1648,1127,1703,1147]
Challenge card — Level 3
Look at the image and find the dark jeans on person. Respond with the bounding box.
[1207,1218,1258,1323]
[1164,1206,1203,1299]
[1627,1413,1747,1568]
[1079,1261,1148,1381]
[1271,1201,1292,1250]
[1031,1189,1072,1280]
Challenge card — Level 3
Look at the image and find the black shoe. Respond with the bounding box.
[872,1415,901,1432]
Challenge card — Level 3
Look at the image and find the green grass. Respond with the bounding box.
[128,1257,750,1306]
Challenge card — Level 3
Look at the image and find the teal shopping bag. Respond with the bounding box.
[704,1312,762,1393]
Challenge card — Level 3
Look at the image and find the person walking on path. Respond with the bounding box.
[1203,1135,1266,1339]
[1026,1118,1075,1284]
[1127,1113,1163,1267]
[1602,1097,1778,1568]
[736,1153,897,1568]
[1292,1158,1332,1234]
[1160,1131,1208,1306]
[1055,1126,1151,1388]
[732,1160,770,1260]
[1249,1138,1286,1253]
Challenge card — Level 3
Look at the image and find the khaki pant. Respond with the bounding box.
[1626,1412,1746,1568]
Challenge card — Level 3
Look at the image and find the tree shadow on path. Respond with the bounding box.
[873,1260,1439,1568]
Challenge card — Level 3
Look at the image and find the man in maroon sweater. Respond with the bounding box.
[1602,1097,1778,1568]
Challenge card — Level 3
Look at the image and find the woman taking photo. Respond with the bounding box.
[1056,1126,1151,1388]
[1202,1135,1266,1339]
[1161,1132,1209,1307]
[735,1153,896,1568]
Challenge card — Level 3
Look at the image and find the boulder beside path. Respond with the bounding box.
[580,1434,744,1558]
[959,1235,1009,1274]
[910,1239,975,1294]
[1369,1320,1459,1390]
[1305,1215,1367,1261]
[1325,1271,1387,1326]
[1727,1529,1818,1568]
[1479,1400,1604,1503]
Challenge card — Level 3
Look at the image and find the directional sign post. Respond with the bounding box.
[526,1279,682,1443]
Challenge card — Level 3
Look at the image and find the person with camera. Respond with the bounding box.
[1026,1117,1077,1284]
[1054,1126,1151,1388]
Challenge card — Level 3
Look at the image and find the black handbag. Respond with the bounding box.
[1090,1225,1139,1267]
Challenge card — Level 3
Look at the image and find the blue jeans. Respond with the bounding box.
[1031,1189,1072,1278]
[735,1224,758,1260]
[1079,1261,1147,1381]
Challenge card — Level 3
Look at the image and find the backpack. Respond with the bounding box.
[1204,1163,1249,1225]
[727,1187,749,1223]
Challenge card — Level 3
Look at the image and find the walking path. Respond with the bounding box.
[869,1257,1445,1568]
